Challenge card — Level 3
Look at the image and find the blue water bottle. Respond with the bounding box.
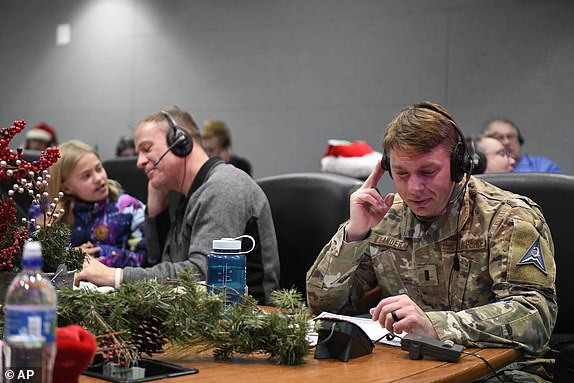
[3,241,57,383]
[207,235,255,304]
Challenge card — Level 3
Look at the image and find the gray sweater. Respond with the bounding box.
[123,158,280,304]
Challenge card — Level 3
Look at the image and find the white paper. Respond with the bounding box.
[314,312,403,347]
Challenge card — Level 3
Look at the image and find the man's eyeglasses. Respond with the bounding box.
[486,132,519,142]
[485,148,512,158]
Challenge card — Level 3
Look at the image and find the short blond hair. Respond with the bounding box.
[202,119,231,148]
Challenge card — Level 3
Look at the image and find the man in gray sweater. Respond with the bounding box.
[75,107,280,304]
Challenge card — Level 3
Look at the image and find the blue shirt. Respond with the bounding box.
[514,153,562,173]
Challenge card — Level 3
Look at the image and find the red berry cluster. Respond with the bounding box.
[0,226,28,271]
[96,329,137,368]
[99,335,126,366]
[0,119,60,271]
[0,120,60,181]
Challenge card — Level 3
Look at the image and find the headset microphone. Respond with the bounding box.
[153,135,186,167]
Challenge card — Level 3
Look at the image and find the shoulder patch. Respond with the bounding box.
[507,219,555,286]
[516,238,547,274]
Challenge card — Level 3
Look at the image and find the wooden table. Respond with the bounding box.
[79,343,521,383]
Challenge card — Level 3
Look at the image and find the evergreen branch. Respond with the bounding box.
[54,269,312,365]
[31,223,86,272]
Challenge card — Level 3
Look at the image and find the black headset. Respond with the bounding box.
[161,110,193,157]
[381,103,472,183]
[516,126,525,145]
[464,136,487,174]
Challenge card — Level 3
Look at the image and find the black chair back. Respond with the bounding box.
[257,172,362,296]
[476,172,574,336]
[102,157,148,203]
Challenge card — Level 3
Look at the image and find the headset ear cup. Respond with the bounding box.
[450,142,467,182]
[166,125,193,157]
[470,151,487,174]
[517,128,525,145]
[382,150,392,179]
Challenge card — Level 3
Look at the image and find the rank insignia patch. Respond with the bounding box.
[516,238,547,274]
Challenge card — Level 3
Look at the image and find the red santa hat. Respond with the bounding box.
[323,139,374,158]
[53,325,97,383]
[26,123,58,145]
[321,140,382,180]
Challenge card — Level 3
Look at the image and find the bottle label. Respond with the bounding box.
[4,306,56,344]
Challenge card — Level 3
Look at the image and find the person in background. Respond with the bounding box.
[465,135,516,174]
[307,101,556,382]
[483,118,561,173]
[201,119,252,176]
[30,140,147,268]
[75,107,279,304]
[24,122,58,151]
[115,136,136,157]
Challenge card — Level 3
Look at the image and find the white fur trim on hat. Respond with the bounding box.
[321,151,382,179]
[26,129,52,142]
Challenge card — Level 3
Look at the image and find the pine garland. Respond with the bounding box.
[56,270,313,365]
[32,223,86,272]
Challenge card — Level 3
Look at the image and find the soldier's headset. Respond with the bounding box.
[381,103,473,183]
[153,110,194,166]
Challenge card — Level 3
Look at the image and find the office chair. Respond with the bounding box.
[102,157,148,203]
[256,172,362,297]
[476,172,574,345]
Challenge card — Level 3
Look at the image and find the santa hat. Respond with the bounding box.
[53,325,97,383]
[26,123,58,145]
[321,139,382,180]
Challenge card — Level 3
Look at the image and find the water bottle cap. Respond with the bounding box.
[212,238,242,250]
[21,241,43,268]
[22,241,42,259]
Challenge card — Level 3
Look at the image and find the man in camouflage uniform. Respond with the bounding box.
[306,101,556,382]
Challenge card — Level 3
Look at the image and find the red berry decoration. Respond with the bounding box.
[0,119,61,271]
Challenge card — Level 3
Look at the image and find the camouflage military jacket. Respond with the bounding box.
[307,176,557,355]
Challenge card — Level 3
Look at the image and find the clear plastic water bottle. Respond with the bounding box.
[3,241,57,383]
[207,235,255,304]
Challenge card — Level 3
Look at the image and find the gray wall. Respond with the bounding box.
[1,0,573,190]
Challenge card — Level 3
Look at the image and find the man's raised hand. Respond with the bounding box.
[345,160,394,242]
